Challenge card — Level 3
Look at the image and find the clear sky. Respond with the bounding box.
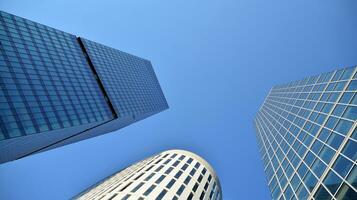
[0,1,357,199]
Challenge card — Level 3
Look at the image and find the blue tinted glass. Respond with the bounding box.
[326,132,344,150]
[311,159,326,178]
[298,162,308,178]
[80,38,168,118]
[319,145,335,164]
[314,186,332,200]
[332,155,353,178]
[325,117,338,129]
[339,92,354,104]
[304,171,318,192]
[284,185,293,200]
[297,184,309,199]
[323,170,343,194]
[318,128,331,142]
[332,105,346,117]
[340,67,355,80]
[334,119,353,135]
[342,106,357,121]
[255,67,357,200]
[0,11,114,139]
[336,183,357,200]
[347,80,357,91]
[342,140,357,161]
[346,165,356,188]
[332,70,343,81]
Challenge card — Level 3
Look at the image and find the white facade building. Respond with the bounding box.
[75,149,222,200]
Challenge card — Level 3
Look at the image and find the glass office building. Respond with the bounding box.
[74,150,222,200]
[0,10,168,163]
[255,66,357,199]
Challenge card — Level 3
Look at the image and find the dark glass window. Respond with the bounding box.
[166,179,176,189]
[342,140,357,160]
[156,189,167,200]
[155,175,166,184]
[143,185,156,196]
[131,182,144,193]
[176,185,185,196]
[314,185,332,200]
[184,176,191,185]
[175,171,183,179]
[332,155,353,178]
[336,183,357,200]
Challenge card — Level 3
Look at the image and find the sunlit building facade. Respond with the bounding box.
[255,66,357,199]
[75,150,222,200]
[0,10,168,163]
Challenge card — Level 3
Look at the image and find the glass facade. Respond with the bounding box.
[80,38,168,118]
[0,11,114,140]
[0,10,168,163]
[255,66,357,199]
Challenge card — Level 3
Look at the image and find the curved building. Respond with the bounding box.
[75,149,222,200]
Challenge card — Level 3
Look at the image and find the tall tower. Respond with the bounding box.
[0,10,168,163]
[255,66,357,199]
[74,149,222,200]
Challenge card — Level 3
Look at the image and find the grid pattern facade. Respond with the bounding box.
[75,150,222,200]
[80,38,168,117]
[255,66,357,200]
[0,11,114,140]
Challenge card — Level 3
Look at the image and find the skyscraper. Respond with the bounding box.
[0,10,168,163]
[255,66,357,199]
[74,149,222,200]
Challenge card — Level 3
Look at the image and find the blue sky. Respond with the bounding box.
[0,1,357,199]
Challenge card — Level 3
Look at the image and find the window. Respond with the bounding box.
[187,193,194,200]
[175,171,183,179]
[193,183,199,192]
[199,191,205,200]
[155,165,164,172]
[121,194,130,200]
[190,168,196,176]
[347,80,357,91]
[178,155,185,160]
[131,182,144,193]
[143,185,156,196]
[120,182,132,192]
[107,194,117,200]
[164,167,174,175]
[342,106,357,121]
[187,158,193,164]
[156,189,167,200]
[198,174,203,183]
[323,170,342,195]
[172,161,180,167]
[326,132,344,150]
[334,119,353,135]
[341,140,357,160]
[176,185,185,196]
[155,175,166,184]
[166,179,176,189]
[314,185,332,200]
[184,176,191,185]
[336,183,357,200]
[144,173,155,181]
[182,164,188,171]
[332,155,353,178]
